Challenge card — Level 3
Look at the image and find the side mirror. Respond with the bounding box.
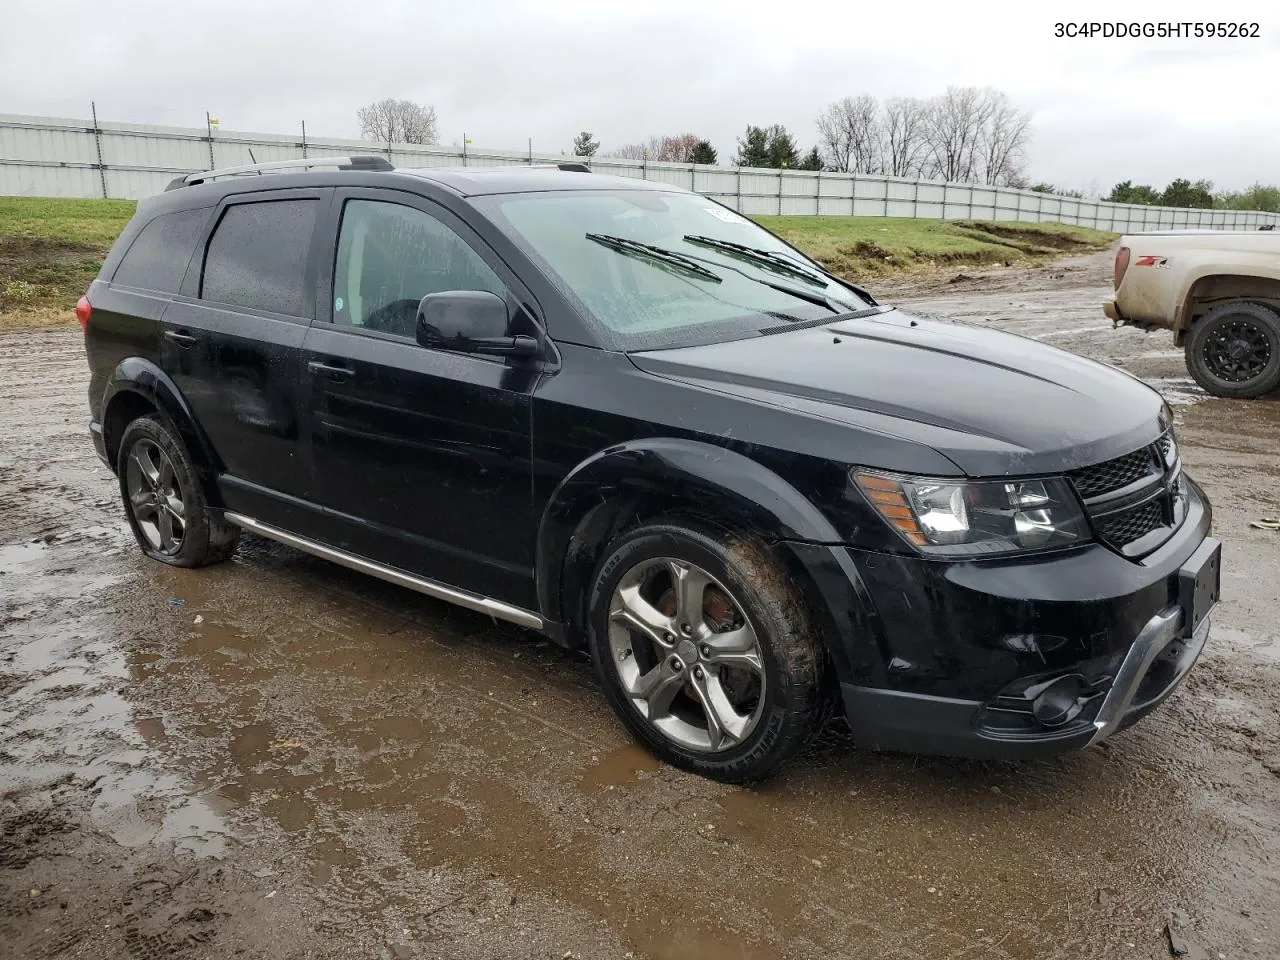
[415,290,537,358]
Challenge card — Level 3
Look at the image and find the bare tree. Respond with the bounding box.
[604,142,648,160]
[921,86,993,182]
[880,96,929,178]
[977,90,1032,186]
[816,100,854,173]
[356,98,439,145]
[653,133,701,162]
[604,133,702,162]
[815,96,881,173]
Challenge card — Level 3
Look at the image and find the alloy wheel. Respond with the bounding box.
[1202,317,1272,383]
[125,438,186,555]
[606,557,766,753]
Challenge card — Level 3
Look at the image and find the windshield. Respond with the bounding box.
[472,189,872,350]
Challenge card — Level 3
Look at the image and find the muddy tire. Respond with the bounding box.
[586,521,825,782]
[1185,301,1280,399]
[117,414,239,568]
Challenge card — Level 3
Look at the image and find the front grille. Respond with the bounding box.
[1070,448,1158,498]
[1069,431,1179,554]
[1096,499,1165,546]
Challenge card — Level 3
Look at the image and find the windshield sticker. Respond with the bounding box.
[334,296,345,311]
[704,207,748,225]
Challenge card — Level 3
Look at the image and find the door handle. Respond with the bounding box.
[307,360,355,381]
[164,330,197,348]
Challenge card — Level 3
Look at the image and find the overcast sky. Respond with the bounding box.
[3,0,1277,193]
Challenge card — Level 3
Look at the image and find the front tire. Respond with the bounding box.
[586,521,825,782]
[117,414,239,568]
[1185,301,1280,398]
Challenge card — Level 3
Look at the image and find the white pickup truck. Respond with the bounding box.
[1104,228,1280,398]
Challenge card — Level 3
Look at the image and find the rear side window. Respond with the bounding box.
[201,200,317,317]
[111,207,210,293]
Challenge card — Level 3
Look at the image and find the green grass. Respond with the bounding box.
[0,197,136,328]
[0,196,137,245]
[755,216,1116,280]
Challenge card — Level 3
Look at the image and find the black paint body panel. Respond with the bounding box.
[82,167,1214,760]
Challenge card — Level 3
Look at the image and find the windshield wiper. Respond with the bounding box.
[587,232,839,317]
[684,235,877,303]
[586,233,722,283]
[683,235,828,287]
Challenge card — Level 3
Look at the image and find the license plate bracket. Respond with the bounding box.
[1178,538,1221,638]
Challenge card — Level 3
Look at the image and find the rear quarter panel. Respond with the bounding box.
[1115,233,1280,329]
[84,279,166,423]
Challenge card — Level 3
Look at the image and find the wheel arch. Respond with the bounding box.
[534,438,855,660]
[102,358,223,504]
[1175,271,1280,345]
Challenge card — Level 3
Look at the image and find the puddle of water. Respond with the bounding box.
[1211,625,1280,664]
[1,531,234,866]
[135,715,167,744]
[651,925,780,960]
[1146,376,1208,406]
[578,744,662,791]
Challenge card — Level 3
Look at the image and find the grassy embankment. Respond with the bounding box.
[755,215,1116,281]
[0,197,1115,330]
[0,197,136,330]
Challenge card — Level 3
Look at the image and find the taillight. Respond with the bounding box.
[1113,246,1130,290]
[75,295,92,333]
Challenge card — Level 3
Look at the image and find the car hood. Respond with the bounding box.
[629,309,1168,477]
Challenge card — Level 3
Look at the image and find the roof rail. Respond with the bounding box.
[166,155,394,190]
[519,162,592,174]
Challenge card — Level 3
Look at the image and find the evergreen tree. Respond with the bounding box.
[798,146,824,171]
[690,139,718,165]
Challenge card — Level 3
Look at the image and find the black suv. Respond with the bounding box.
[81,158,1221,781]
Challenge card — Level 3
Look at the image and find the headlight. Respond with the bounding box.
[853,471,1090,557]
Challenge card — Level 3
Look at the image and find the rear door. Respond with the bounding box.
[299,188,542,608]
[162,188,330,526]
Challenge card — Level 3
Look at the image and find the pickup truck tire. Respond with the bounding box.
[586,521,825,782]
[1185,301,1280,399]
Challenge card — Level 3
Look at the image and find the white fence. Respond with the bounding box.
[3,113,1277,233]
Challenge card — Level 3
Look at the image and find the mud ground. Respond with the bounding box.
[2,251,1278,960]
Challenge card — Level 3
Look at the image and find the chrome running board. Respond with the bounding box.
[224,512,544,630]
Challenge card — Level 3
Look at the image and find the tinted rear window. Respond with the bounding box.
[111,207,210,293]
[201,199,317,316]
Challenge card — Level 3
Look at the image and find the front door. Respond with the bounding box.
[300,190,542,608]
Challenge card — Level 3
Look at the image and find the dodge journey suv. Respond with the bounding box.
[81,158,1221,781]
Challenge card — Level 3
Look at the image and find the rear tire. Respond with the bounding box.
[1185,301,1280,398]
[117,414,239,568]
[585,521,825,782]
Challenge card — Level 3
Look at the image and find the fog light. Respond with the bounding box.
[1030,675,1087,727]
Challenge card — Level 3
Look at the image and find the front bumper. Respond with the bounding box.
[801,480,1217,760]
[840,607,1210,759]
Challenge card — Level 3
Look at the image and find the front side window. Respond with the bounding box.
[201,199,318,317]
[473,189,870,350]
[332,200,506,339]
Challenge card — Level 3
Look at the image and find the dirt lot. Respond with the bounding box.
[2,251,1278,960]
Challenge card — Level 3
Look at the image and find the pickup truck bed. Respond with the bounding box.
[1106,230,1280,398]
